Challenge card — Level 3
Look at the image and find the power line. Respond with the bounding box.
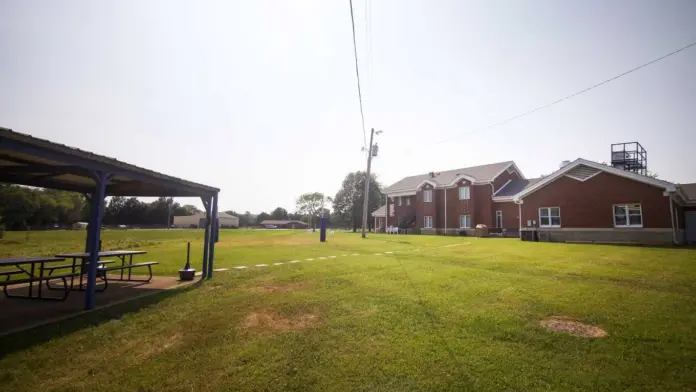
[433,40,696,145]
[349,0,367,150]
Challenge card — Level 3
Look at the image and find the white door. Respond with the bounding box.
[686,211,696,244]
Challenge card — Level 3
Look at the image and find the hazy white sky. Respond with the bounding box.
[1,0,695,213]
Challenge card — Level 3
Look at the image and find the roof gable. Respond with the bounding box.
[514,159,676,201]
[385,161,519,193]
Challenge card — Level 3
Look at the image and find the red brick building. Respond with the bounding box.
[373,159,696,245]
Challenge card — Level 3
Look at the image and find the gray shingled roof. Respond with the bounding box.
[680,183,696,200]
[385,161,514,192]
[493,178,542,198]
[371,205,386,216]
[259,220,307,226]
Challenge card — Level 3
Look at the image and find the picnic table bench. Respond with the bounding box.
[0,257,78,301]
[54,251,159,289]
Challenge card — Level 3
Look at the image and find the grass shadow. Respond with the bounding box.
[0,279,203,357]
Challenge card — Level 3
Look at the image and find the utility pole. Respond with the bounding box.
[362,128,381,238]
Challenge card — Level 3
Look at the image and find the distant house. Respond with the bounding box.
[172,212,239,228]
[72,222,88,230]
[259,220,308,229]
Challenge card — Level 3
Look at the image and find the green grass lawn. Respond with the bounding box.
[1,230,696,391]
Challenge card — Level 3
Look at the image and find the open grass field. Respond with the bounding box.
[1,230,696,391]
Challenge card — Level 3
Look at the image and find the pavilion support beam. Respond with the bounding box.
[0,174,93,194]
[84,172,111,310]
[208,193,219,279]
[1,163,92,177]
[84,194,93,252]
[201,196,212,279]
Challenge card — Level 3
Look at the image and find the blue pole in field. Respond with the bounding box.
[201,197,211,279]
[207,193,218,279]
[319,216,328,242]
[85,172,108,310]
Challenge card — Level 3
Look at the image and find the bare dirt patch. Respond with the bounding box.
[540,316,608,338]
[242,281,311,293]
[241,310,319,333]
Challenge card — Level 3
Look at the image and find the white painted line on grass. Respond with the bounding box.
[273,262,284,266]
[351,253,359,256]
[440,244,461,248]
[328,256,336,258]
[213,268,229,272]
[305,258,314,261]
[319,257,327,260]
[374,253,383,255]
[384,251,393,254]
[233,266,247,270]
[255,264,268,267]
[289,260,301,263]
[341,254,348,257]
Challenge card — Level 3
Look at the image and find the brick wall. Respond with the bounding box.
[520,172,671,228]
[416,183,437,228]
[473,184,493,227]
[391,195,416,225]
[493,201,519,228]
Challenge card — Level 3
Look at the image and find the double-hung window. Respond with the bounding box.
[459,215,471,228]
[539,207,561,227]
[424,216,433,228]
[423,190,433,203]
[614,204,642,227]
[459,186,470,200]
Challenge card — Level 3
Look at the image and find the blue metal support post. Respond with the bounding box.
[320,217,328,242]
[201,196,211,279]
[208,193,218,279]
[85,172,109,310]
[83,194,93,252]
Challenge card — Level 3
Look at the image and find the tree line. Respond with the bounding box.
[0,185,200,230]
[0,171,384,232]
[227,171,384,231]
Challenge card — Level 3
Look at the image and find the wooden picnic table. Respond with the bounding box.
[0,256,74,300]
[54,250,148,290]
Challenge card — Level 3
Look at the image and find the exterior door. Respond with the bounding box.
[686,211,696,244]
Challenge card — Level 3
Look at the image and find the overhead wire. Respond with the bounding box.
[348,0,367,151]
[428,40,696,146]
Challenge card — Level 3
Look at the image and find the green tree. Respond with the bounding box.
[332,171,382,232]
[270,207,288,220]
[296,192,330,231]
[256,212,271,225]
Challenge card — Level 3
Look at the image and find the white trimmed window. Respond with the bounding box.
[423,189,433,203]
[424,216,433,228]
[398,197,402,206]
[406,197,410,206]
[539,207,561,227]
[459,215,471,228]
[459,186,470,200]
[496,211,503,228]
[614,204,642,227]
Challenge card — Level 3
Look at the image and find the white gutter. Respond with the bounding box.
[515,199,523,239]
[669,195,677,245]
